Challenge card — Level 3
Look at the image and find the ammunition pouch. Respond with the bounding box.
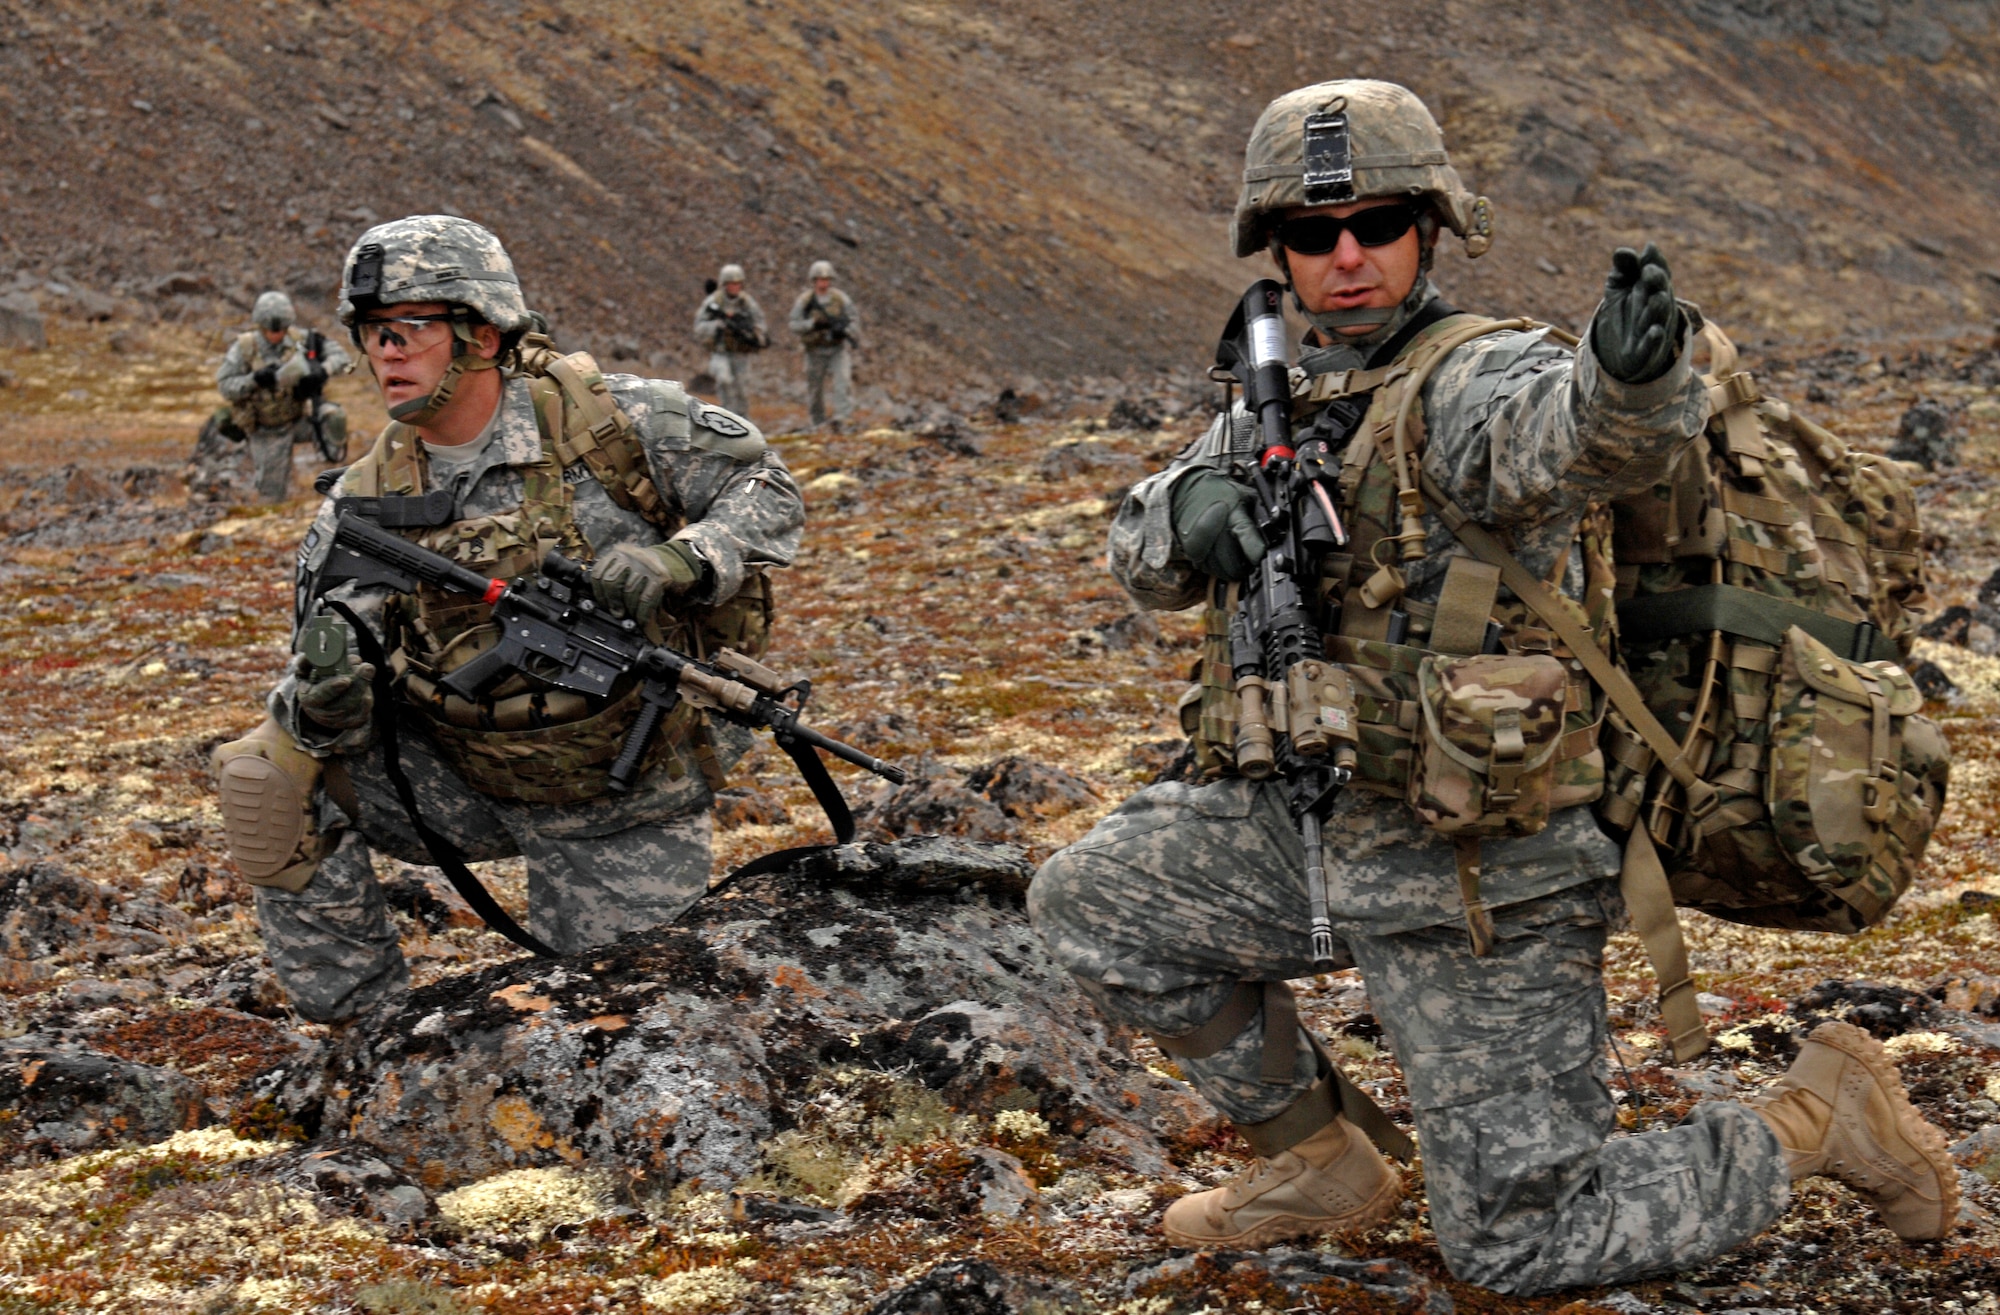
[212,715,332,893]
[1408,651,1596,837]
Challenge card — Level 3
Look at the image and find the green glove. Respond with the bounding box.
[1590,242,1683,385]
[1172,471,1267,583]
[590,541,707,624]
[292,652,375,730]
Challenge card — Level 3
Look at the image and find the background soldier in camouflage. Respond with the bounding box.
[1029,80,1956,1295]
[693,262,768,418]
[787,259,860,432]
[212,290,353,502]
[227,217,803,1023]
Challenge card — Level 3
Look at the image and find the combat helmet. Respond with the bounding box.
[718,263,747,286]
[252,290,295,334]
[337,215,532,425]
[808,260,835,281]
[1232,80,1493,260]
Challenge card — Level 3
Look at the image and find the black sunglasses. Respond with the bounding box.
[1274,206,1419,256]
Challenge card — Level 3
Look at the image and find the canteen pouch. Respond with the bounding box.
[1766,625,1949,924]
[1408,651,1571,837]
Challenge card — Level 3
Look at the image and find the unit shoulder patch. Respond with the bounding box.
[695,404,751,438]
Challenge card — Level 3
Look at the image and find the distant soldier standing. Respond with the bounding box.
[213,290,353,502]
[787,259,861,433]
[693,263,768,419]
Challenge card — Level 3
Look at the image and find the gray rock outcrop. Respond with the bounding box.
[316,837,1213,1195]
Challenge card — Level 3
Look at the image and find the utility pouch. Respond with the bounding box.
[212,715,330,893]
[1766,625,1949,924]
[1408,652,1570,837]
[688,566,773,660]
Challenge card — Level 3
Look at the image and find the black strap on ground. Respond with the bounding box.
[685,730,860,911]
[1617,583,1899,664]
[326,601,562,958]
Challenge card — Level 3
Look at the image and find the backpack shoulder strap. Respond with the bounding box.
[1420,468,1713,1062]
[527,350,686,534]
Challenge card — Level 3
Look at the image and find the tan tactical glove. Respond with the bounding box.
[292,652,375,730]
[589,541,707,624]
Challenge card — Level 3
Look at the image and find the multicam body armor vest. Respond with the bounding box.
[230,329,315,431]
[797,290,853,349]
[342,351,763,805]
[1183,314,1609,822]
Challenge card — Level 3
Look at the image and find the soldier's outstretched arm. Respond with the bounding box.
[1421,243,1707,532]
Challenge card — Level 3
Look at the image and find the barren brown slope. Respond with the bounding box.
[5,0,2000,395]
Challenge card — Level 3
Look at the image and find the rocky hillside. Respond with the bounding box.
[5,0,2000,393]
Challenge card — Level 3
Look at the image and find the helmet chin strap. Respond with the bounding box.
[386,320,503,427]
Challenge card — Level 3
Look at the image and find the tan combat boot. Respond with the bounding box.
[1161,1115,1403,1249]
[1747,1020,1959,1240]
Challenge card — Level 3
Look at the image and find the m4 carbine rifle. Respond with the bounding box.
[1212,279,1361,970]
[317,510,907,797]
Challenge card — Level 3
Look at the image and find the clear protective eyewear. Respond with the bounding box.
[358,313,463,355]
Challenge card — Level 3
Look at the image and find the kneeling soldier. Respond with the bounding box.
[214,290,353,503]
[213,216,803,1022]
[1028,81,1957,1295]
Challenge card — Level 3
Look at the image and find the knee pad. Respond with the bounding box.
[212,715,331,893]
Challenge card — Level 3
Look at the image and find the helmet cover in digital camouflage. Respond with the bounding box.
[1232,80,1493,260]
[808,260,835,281]
[337,215,529,425]
[253,290,295,333]
[718,263,747,286]
[336,214,532,335]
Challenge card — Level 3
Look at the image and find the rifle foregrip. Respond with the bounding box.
[608,698,667,792]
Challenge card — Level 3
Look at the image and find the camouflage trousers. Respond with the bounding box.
[707,350,755,419]
[803,344,853,428]
[246,419,311,503]
[1028,777,1790,1295]
[254,726,714,1023]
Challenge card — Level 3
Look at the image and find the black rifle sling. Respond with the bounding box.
[682,730,859,912]
[325,601,562,959]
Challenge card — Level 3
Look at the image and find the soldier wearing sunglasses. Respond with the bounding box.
[1030,80,1955,1294]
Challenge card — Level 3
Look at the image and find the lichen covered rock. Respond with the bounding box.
[317,838,1211,1198]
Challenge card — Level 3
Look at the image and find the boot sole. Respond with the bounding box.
[1160,1169,1404,1250]
[1806,1020,1960,1241]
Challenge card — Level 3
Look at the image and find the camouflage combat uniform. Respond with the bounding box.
[263,368,803,1021]
[1028,281,1793,1292]
[693,286,768,418]
[787,280,860,429]
[215,326,352,502]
